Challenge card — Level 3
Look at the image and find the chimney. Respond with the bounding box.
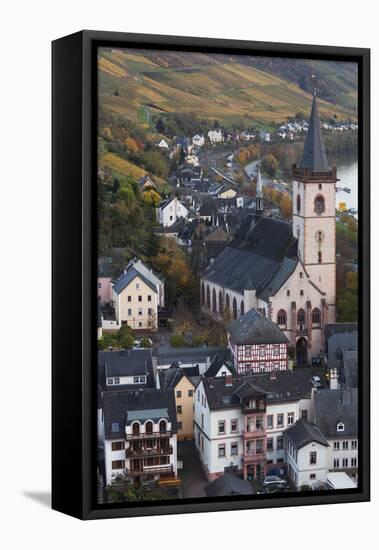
[225,374,233,387]
[270,369,277,381]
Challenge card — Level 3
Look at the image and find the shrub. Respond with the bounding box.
[170,333,186,348]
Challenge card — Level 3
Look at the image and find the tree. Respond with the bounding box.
[155,118,166,134]
[140,337,152,348]
[170,333,186,347]
[143,189,161,207]
[280,194,292,220]
[119,333,135,349]
[112,177,120,201]
[118,185,135,206]
[262,154,278,178]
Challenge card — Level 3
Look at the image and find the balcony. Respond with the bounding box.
[125,446,173,458]
[128,465,174,477]
[243,450,266,464]
[242,427,265,438]
[126,431,172,440]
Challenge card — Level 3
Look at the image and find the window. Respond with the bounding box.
[148,295,152,302]
[342,441,349,450]
[274,344,280,356]
[300,290,304,296]
[277,414,284,427]
[197,391,200,402]
[287,290,290,296]
[259,345,265,357]
[342,458,348,468]
[112,441,125,451]
[177,422,182,430]
[297,309,305,326]
[138,308,142,316]
[351,440,358,450]
[177,405,182,414]
[127,296,132,302]
[310,451,317,465]
[145,421,153,434]
[296,194,301,213]
[351,458,357,467]
[267,437,274,451]
[201,414,204,429]
[334,458,340,468]
[111,422,119,432]
[299,272,303,278]
[218,420,225,434]
[231,443,238,456]
[98,282,102,288]
[132,422,140,435]
[112,460,125,470]
[334,441,340,451]
[301,410,308,420]
[188,389,193,397]
[159,420,167,433]
[309,474,316,480]
[312,308,321,325]
[277,436,284,450]
[231,419,238,433]
[134,376,146,384]
[127,308,132,316]
[176,390,182,398]
[266,415,273,429]
[114,377,120,385]
[136,283,140,289]
[337,423,345,432]
[218,444,226,458]
[138,295,142,302]
[287,412,295,425]
[107,378,114,385]
[318,183,322,190]
[245,345,251,356]
[314,194,325,214]
[138,322,142,327]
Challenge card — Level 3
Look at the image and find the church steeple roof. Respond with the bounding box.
[301,89,329,172]
[255,163,264,215]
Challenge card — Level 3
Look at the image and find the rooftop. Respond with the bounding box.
[227,308,289,346]
[313,388,358,439]
[285,419,329,449]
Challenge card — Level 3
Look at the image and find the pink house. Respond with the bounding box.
[98,277,113,304]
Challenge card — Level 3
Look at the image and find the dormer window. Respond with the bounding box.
[337,422,345,432]
[111,422,119,432]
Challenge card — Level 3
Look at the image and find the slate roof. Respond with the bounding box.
[341,349,358,389]
[155,346,224,367]
[313,388,358,438]
[201,368,324,410]
[324,323,358,344]
[203,351,236,378]
[112,267,157,295]
[203,474,253,497]
[201,214,298,298]
[102,389,177,439]
[227,308,288,346]
[98,350,155,390]
[301,91,329,172]
[327,332,358,369]
[284,419,329,449]
[159,364,199,391]
[125,258,163,289]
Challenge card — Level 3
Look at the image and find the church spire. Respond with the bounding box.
[255,163,264,215]
[301,88,329,172]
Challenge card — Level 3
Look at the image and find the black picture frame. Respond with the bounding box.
[52,30,370,520]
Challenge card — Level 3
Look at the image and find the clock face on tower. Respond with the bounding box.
[315,230,325,243]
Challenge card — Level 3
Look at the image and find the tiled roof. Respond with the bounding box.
[284,419,329,449]
[204,474,253,497]
[313,388,358,439]
[227,308,288,346]
[112,267,157,295]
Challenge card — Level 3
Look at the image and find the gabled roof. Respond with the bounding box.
[203,474,253,497]
[233,380,267,401]
[125,258,163,288]
[112,267,157,295]
[203,352,236,378]
[103,349,153,378]
[300,90,329,172]
[284,419,329,449]
[159,365,198,391]
[227,308,289,346]
[313,388,358,439]
[102,389,177,439]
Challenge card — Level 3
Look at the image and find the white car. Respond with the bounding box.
[263,476,287,487]
[311,375,322,388]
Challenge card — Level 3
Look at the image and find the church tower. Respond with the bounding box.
[292,90,337,323]
[255,163,264,215]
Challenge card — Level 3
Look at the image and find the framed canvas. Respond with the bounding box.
[52,30,370,520]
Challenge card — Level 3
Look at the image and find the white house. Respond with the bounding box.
[101,389,178,486]
[112,265,160,331]
[156,138,169,149]
[312,388,358,479]
[284,419,329,489]
[194,370,319,481]
[207,128,224,144]
[192,134,205,147]
[125,257,165,308]
[156,196,189,227]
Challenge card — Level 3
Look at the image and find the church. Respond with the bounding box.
[200,91,337,367]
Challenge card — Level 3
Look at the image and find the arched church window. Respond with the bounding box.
[206,286,210,308]
[314,194,325,214]
[296,194,301,214]
[201,282,205,306]
[297,309,306,330]
[218,291,223,316]
[232,298,237,320]
[312,308,321,326]
[212,288,217,313]
[277,309,287,327]
[240,301,245,316]
[226,294,230,313]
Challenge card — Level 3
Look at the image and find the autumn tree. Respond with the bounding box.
[262,154,278,178]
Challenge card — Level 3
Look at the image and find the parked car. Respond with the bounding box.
[263,476,287,487]
[311,375,322,388]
